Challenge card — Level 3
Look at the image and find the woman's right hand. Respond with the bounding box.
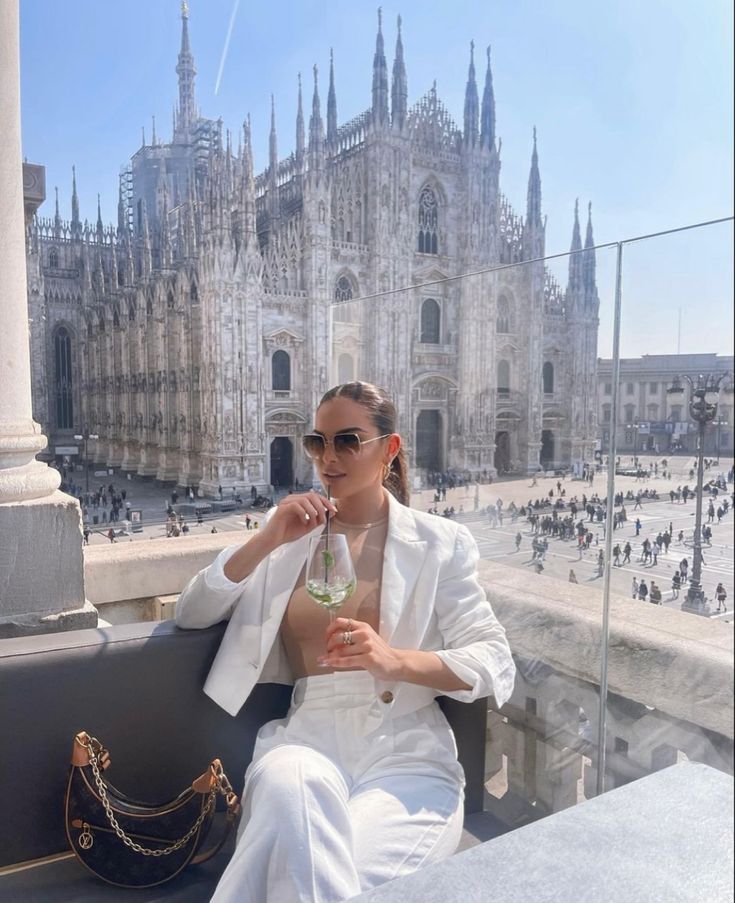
[259,491,338,548]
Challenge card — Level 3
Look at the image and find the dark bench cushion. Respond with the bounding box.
[0,621,490,875]
[0,621,290,868]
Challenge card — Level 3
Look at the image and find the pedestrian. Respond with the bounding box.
[632,576,639,599]
[680,558,689,582]
[83,526,91,546]
[514,532,522,551]
[107,527,116,544]
[568,569,578,583]
[671,571,681,599]
[638,579,649,602]
[715,583,728,612]
[635,518,642,536]
[649,582,662,605]
[245,514,252,531]
[613,544,621,566]
[596,550,604,578]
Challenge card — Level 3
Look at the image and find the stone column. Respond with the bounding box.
[0,0,96,635]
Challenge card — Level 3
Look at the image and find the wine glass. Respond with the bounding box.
[305,534,356,661]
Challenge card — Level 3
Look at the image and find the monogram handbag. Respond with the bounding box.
[65,731,241,888]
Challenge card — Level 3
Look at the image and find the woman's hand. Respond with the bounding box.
[259,490,337,548]
[318,617,405,681]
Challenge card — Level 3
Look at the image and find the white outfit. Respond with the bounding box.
[175,491,516,902]
[211,672,465,902]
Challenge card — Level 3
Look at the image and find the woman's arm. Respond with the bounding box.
[175,492,336,630]
[322,524,515,704]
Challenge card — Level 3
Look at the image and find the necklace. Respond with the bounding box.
[333,515,389,530]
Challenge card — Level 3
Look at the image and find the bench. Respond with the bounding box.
[0,621,506,900]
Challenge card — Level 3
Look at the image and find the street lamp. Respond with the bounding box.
[667,373,726,615]
[73,430,99,496]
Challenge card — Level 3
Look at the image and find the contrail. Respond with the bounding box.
[214,0,241,95]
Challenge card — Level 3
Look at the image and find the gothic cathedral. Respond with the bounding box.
[26,5,599,495]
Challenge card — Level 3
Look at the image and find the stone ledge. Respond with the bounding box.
[0,599,97,639]
[480,560,734,739]
[84,532,249,605]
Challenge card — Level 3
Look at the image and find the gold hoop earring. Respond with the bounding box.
[382,462,391,482]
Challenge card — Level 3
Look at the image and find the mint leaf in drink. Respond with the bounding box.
[322,549,335,570]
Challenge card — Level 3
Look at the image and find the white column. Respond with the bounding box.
[0,0,59,502]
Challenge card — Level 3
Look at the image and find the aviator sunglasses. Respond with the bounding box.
[301,432,392,459]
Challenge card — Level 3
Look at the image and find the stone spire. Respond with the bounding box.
[243,115,254,186]
[463,41,479,148]
[96,194,104,243]
[296,74,306,170]
[309,65,325,160]
[151,114,157,146]
[567,199,584,298]
[268,96,280,221]
[526,127,542,228]
[583,202,598,306]
[269,95,278,176]
[371,8,389,128]
[53,186,61,236]
[480,45,496,150]
[391,15,407,130]
[117,178,127,237]
[71,165,81,237]
[327,48,338,147]
[242,114,256,236]
[176,0,197,138]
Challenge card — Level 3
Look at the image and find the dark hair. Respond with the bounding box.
[318,381,410,506]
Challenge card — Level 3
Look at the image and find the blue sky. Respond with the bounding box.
[19,0,734,357]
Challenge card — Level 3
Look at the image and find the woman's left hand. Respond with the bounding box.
[319,617,404,681]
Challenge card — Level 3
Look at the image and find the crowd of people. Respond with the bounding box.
[421,457,734,612]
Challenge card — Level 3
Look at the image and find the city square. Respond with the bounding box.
[68,451,734,622]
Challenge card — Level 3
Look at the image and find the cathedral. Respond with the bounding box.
[26,4,599,496]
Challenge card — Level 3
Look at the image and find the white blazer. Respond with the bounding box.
[175,491,515,733]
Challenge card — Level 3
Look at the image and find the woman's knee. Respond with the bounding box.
[247,744,347,805]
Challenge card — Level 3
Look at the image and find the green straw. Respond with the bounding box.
[323,486,332,585]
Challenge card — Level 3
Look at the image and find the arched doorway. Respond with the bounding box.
[270,437,293,488]
[494,431,511,473]
[416,410,443,472]
[540,430,555,468]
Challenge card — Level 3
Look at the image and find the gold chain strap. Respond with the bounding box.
[80,735,234,858]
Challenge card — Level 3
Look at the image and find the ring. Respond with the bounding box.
[342,630,354,645]
[304,513,310,521]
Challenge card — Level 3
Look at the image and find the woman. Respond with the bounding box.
[175,382,515,902]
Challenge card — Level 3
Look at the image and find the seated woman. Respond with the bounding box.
[175,381,515,902]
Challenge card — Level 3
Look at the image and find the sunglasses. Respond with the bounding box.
[301,432,392,459]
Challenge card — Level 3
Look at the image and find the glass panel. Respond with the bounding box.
[602,220,734,794]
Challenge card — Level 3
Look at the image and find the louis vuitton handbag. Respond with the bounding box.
[65,731,240,888]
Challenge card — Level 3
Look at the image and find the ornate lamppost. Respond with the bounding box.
[666,374,727,615]
[73,430,100,497]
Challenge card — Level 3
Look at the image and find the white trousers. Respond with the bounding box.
[210,671,465,903]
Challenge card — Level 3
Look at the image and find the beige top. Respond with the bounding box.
[280,516,388,678]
